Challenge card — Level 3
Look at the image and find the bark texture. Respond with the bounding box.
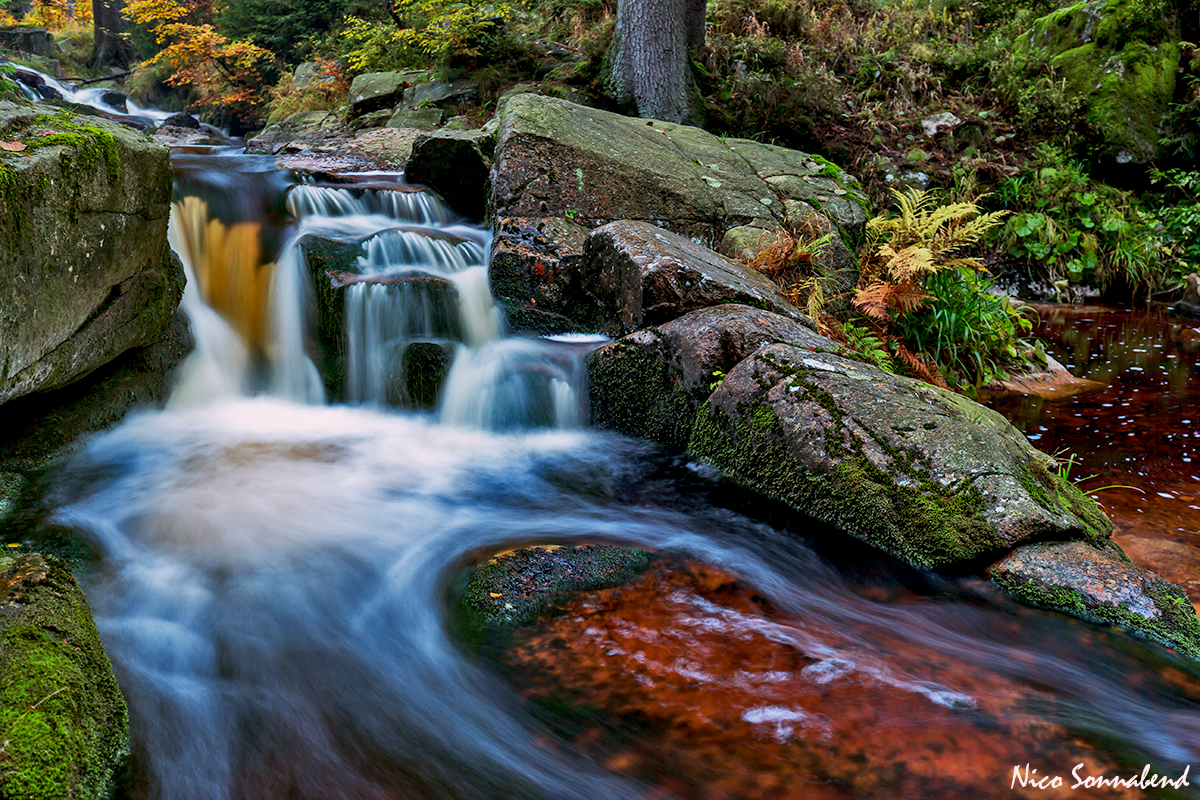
[90,0,134,70]
[608,0,692,123]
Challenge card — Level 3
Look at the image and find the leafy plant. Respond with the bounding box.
[264,58,348,124]
[997,149,1167,299]
[853,188,1036,390]
[745,217,836,323]
[343,0,513,71]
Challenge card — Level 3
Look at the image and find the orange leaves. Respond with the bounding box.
[852,279,930,321]
[125,0,273,122]
[0,141,27,151]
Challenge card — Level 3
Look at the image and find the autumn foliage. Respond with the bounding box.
[124,0,274,122]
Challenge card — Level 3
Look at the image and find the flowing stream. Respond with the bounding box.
[42,154,1200,799]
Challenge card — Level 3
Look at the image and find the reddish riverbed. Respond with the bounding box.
[988,305,1200,609]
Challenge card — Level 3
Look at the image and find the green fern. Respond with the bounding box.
[841,321,895,373]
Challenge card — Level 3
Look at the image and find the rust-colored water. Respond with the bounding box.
[496,559,1192,799]
[989,305,1200,606]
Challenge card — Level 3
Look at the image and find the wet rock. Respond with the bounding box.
[981,354,1106,401]
[385,106,443,130]
[991,540,1200,660]
[688,343,1113,570]
[400,341,453,410]
[347,70,427,118]
[588,304,824,449]
[0,553,129,799]
[161,111,199,129]
[489,216,591,333]
[0,311,192,471]
[458,544,655,637]
[10,67,60,100]
[488,94,867,327]
[405,130,491,221]
[99,90,127,113]
[0,472,28,530]
[0,101,183,407]
[582,221,805,336]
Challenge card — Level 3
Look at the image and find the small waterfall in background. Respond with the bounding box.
[167,166,592,427]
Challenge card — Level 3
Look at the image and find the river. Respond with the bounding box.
[37,151,1200,799]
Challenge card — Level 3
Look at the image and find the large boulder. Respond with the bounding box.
[347,70,428,118]
[404,130,492,221]
[0,101,183,406]
[588,304,824,449]
[488,94,868,331]
[1017,0,1180,163]
[991,541,1200,659]
[580,221,807,336]
[0,553,129,799]
[687,343,1113,571]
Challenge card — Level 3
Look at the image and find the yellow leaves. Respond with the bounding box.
[124,0,190,27]
[862,187,1008,286]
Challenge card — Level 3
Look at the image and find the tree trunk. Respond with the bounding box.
[607,0,692,123]
[90,0,134,71]
[685,0,706,53]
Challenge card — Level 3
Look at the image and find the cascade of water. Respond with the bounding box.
[166,205,253,407]
[287,184,454,225]
[170,163,592,426]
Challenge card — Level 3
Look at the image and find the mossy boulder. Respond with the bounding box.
[457,544,655,640]
[1019,0,1180,163]
[991,541,1200,660]
[687,343,1113,571]
[0,553,128,799]
[0,101,182,406]
[588,304,824,449]
[488,93,867,332]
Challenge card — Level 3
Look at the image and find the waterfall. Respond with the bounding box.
[168,164,594,428]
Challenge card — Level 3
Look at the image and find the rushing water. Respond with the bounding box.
[41,155,1200,799]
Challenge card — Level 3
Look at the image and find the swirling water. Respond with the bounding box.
[45,156,1200,799]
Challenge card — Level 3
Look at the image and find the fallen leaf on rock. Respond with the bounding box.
[0,140,26,151]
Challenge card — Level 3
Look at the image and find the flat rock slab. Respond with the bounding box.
[348,70,428,117]
[589,304,824,449]
[583,220,804,336]
[0,553,128,799]
[991,541,1200,660]
[688,343,1113,571]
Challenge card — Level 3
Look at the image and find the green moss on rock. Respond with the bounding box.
[457,544,655,639]
[0,553,128,799]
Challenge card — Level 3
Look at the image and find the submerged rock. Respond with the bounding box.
[0,553,129,800]
[688,343,1113,571]
[0,101,182,407]
[991,540,1200,660]
[581,221,805,336]
[588,304,823,449]
[459,544,655,637]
